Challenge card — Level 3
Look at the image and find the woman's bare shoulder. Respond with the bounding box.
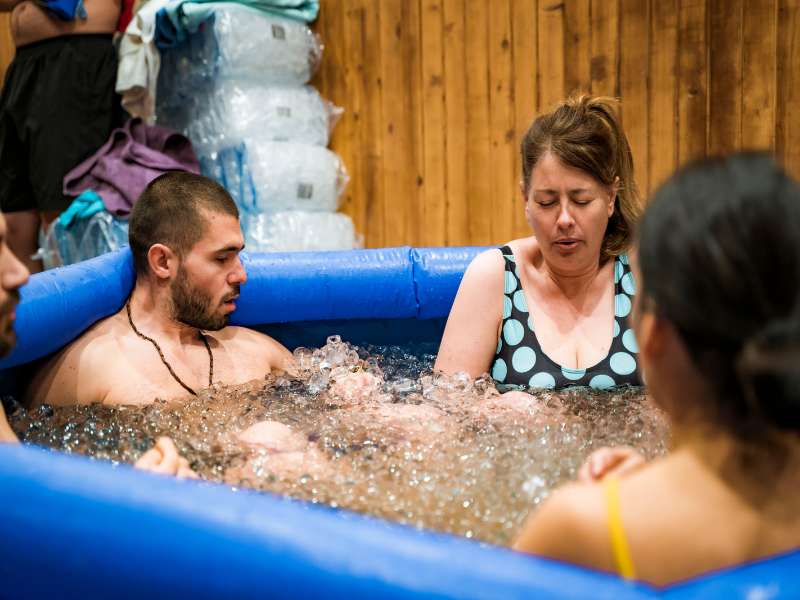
[468,247,505,271]
[464,238,539,279]
[512,480,609,559]
[506,236,542,263]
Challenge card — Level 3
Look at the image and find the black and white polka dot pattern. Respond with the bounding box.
[490,246,642,391]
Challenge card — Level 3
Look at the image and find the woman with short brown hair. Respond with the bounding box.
[436,95,642,392]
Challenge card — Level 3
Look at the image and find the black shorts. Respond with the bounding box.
[0,34,122,214]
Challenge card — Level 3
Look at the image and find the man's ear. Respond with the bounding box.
[147,244,178,280]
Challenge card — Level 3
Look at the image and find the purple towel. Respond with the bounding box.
[63,117,201,217]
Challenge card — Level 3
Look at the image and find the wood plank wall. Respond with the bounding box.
[313,0,800,248]
[0,3,796,248]
[0,15,14,82]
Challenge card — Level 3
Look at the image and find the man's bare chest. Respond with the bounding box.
[98,344,269,406]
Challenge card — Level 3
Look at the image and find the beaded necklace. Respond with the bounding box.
[126,300,213,396]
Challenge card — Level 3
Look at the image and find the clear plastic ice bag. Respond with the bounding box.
[159,83,341,157]
[245,141,348,214]
[204,141,348,215]
[38,212,129,269]
[244,210,362,252]
[158,5,322,96]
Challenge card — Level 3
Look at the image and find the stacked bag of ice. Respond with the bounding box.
[162,82,339,153]
[157,4,360,252]
[160,6,322,89]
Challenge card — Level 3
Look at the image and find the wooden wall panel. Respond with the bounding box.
[420,0,447,246]
[677,0,708,164]
[0,14,12,81]
[589,0,619,97]
[707,0,743,155]
[487,1,516,242]
[537,1,565,111]
[510,0,537,236]
[741,0,777,151]
[312,0,798,246]
[776,0,800,179]
[0,3,795,246]
[442,0,468,246]
[463,1,492,246]
[647,0,678,193]
[564,0,590,98]
[378,0,423,247]
[619,0,649,198]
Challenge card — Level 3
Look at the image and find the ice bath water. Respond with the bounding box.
[9,337,669,545]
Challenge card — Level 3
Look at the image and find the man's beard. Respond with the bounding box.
[0,290,20,358]
[170,268,236,331]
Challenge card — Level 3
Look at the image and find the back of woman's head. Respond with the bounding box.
[520,95,641,260]
[637,152,800,437]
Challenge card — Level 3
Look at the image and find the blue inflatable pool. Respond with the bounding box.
[0,248,797,599]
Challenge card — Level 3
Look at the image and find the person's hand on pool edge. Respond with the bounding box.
[135,437,199,479]
[577,446,645,483]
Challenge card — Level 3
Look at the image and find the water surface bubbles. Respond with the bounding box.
[9,338,669,545]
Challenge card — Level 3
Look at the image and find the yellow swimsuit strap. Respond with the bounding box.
[603,476,636,580]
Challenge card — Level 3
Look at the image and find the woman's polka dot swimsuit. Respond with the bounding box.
[490,246,642,391]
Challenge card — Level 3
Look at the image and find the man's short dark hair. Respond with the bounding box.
[129,172,239,276]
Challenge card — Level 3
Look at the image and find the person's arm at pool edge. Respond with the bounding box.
[434,250,504,379]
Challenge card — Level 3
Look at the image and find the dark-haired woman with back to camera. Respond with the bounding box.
[513,153,800,586]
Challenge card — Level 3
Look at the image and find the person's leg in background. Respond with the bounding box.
[0,43,43,272]
[4,210,41,273]
[29,35,119,259]
[0,89,42,272]
[1,35,120,274]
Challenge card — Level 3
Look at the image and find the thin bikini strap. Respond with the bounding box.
[603,476,636,580]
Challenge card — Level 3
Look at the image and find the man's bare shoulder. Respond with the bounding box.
[26,312,128,406]
[58,311,129,357]
[213,325,293,368]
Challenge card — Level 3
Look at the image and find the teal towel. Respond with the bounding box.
[59,190,106,228]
